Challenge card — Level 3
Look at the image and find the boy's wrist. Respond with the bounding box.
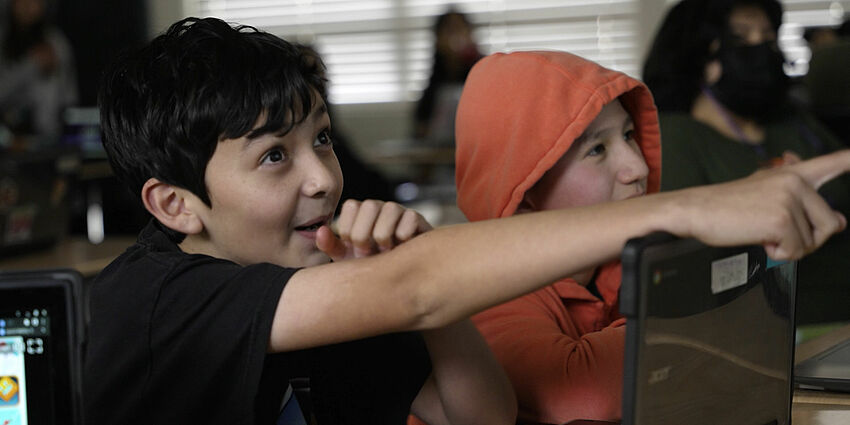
[642,190,697,240]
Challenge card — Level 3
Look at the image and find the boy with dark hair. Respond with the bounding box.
[85,16,850,425]
[86,17,514,425]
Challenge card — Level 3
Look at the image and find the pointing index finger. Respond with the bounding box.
[789,150,850,190]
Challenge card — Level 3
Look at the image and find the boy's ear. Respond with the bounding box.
[141,178,204,235]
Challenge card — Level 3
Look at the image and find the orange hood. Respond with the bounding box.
[455,51,661,222]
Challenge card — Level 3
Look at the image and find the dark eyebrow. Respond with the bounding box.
[241,99,329,151]
[312,100,328,122]
[573,131,592,148]
[574,114,634,147]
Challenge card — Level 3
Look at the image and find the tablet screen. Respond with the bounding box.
[0,283,76,425]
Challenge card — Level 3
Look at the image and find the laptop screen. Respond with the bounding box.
[621,232,796,425]
[0,270,83,425]
[60,107,105,161]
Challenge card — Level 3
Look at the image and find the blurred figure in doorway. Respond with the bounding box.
[0,0,77,150]
[413,7,482,145]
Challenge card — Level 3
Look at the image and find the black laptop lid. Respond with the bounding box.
[0,149,79,257]
[794,336,850,392]
[620,232,797,425]
[0,269,84,425]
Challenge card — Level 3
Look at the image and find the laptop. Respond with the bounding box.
[60,107,106,161]
[794,335,850,392]
[0,148,79,257]
[620,232,797,425]
[0,268,85,425]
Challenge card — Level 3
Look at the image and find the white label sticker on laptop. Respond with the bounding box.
[711,252,748,294]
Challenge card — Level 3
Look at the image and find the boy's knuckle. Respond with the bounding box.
[350,231,369,246]
[778,172,805,190]
[373,228,392,244]
[395,228,414,241]
[362,199,383,211]
[383,201,402,213]
[771,189,794,209]
[768,210,792,230]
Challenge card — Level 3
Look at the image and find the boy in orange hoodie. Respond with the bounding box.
[451,50,678,424]
[403,49,850,425]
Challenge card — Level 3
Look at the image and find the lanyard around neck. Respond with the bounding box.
[701,86,768,160]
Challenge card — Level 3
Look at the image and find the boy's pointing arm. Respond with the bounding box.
[268,150,850,353]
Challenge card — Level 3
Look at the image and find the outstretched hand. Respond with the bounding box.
[680,149,850,260]
[316,199,433,262]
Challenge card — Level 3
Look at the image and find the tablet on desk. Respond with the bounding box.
[0,269,84,425]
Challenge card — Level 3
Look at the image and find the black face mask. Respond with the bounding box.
[708,41,789,122]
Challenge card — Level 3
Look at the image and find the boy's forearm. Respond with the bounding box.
[276,183,741,349]
[412,319,517,425]
[399,163,848,330]
[275,196,669,350]
[273,153,849,351]
[394,193,676,329]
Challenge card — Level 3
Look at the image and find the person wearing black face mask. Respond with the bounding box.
[643,0,850,326]
[707,36,790,122]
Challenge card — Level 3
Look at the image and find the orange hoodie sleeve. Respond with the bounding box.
[407,415,427,425]
[472,285,625,424]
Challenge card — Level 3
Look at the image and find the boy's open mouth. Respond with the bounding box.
[295,222,323,231]
[294,216,329,232]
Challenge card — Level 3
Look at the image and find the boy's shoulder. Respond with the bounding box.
[91,220,296,308]
[84,221,301,424]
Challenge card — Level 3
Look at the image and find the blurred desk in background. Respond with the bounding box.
[360,138,464,227]
[363,143,455,166]
[793,323,850,424]
[361,138,455,185]
[0,236,135,277]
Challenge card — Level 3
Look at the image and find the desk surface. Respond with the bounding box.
[0,236,135,277]
[792,323,850,424]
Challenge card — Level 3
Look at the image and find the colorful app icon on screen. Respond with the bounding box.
[0,375,19,406]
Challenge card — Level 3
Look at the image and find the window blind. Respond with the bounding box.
[780,0,850,75]
[190,0,850,102]
[192,0,640,104]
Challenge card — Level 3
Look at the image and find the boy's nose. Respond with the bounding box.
[616,144,649,185]
[301,157,339,198]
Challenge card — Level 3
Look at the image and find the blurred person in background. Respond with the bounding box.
[804,18,850,147]
[643,0,850,324]
[0,0,77,150]
[413,7,482,145]
[804,25,839,50]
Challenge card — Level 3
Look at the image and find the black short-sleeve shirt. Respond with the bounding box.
[84,220,431,424]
